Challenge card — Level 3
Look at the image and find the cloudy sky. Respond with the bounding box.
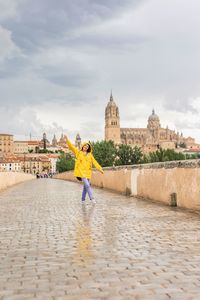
[1,0,200,143]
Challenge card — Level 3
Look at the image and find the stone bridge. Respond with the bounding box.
[0,178,200,300]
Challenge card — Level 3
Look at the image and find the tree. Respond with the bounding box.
[132,146,143,164]
[115,144,143,166]
[91,140,116,167]
[147,148,186,163]
[115,144,133,166]
[56,153,75,173]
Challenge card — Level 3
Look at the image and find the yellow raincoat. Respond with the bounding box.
[67,140,102,179]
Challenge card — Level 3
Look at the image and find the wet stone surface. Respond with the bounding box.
[0,179,200,300]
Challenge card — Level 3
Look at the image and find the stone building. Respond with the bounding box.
[0,157,21,172]
[75,133,81,149]
[105,93,197,152]
[20,155,51,174]
[58,134,68,148]
[52,134,57,147]
[0,134,14,157]
[28,141,40,153]
[14,141,29,154]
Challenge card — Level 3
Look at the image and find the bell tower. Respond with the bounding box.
[105,92,121,144]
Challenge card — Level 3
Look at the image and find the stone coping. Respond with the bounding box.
[100,159,200,170]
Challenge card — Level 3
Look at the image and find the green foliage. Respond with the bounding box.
[115,144,143,166]
[91,141,189,167]
[115,144,133,166]
[146,148,186,163]
[185,153,198,159]
[91,141,143,167]
[38,149,54,153]
[91,140,116,167]
[56,153,75,173]
[132,146,143,164]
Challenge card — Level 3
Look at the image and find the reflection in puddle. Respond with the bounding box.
[75,204,95,261]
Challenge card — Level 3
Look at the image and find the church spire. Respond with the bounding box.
[110,90,113,102]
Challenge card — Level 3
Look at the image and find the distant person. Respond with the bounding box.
[66,137,103,204]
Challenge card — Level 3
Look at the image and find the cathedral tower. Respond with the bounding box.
[105,92,121,144]
[52,134,57,147]
[75,133,81,149]
[147,109,161,143]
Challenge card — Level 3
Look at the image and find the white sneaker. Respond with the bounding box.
[91,199,96,204]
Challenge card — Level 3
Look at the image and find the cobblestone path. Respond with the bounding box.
[0,179,200,300]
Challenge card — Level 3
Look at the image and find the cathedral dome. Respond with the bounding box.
[148,109,160,122]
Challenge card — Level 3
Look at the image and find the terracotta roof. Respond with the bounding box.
[0,134,13,136]
[184,149,200,153]
[28,141,39,145]
[0,158,20,163]
[48,154,59,158]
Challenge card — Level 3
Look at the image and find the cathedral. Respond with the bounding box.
[105,93,196,152]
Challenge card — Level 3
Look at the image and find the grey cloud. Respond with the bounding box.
[80,121,103,141]
[35,62,98,87]
[67,30,148,51]
[0,105,74,142]
[0,55,29,78]
[175,118,200,131]
[0,106,43,136]
[0,0,200,142]
[2,0,142,52]
[163,96,198,114]
[0,0,23,21]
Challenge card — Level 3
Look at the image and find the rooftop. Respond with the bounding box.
[0,134,13,137]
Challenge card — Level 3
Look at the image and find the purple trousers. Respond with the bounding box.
[82,178,94,201]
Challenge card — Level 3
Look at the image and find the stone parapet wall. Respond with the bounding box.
[0,172,35,192]
[54,159,200,210]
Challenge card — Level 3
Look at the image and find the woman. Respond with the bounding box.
[66,137,103,204]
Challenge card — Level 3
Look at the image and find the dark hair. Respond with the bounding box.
[82,143,91,153]
[87,144,91,153]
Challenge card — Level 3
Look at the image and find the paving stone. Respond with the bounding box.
[0,179,200,299]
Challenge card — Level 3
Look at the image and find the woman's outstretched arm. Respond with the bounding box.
[66,137,79,157]
[92,156,104,173]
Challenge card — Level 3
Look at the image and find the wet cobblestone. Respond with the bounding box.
[0,179,200,299]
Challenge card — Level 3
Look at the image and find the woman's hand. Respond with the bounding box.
[100,170,104,174]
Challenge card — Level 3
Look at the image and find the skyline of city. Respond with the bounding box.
[2,100,200,144]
